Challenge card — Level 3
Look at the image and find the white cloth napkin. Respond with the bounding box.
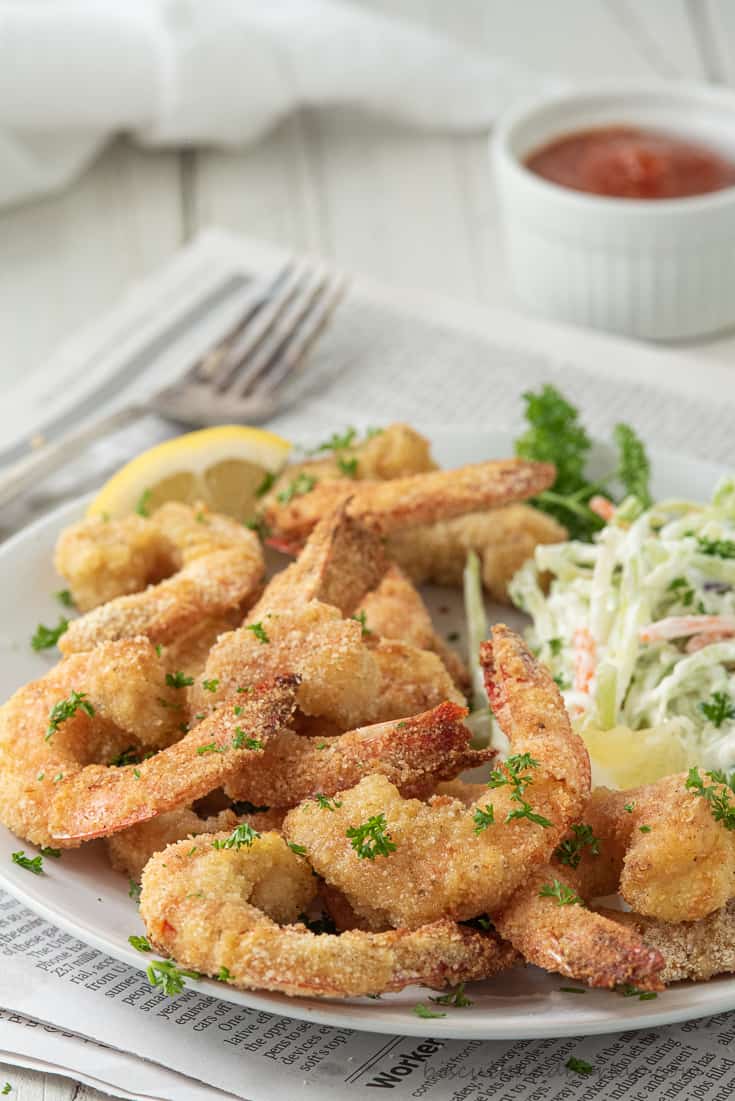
[0,0,555,208]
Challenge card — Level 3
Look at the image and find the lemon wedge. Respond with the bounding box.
[87,426,291,523]
[581,723,691,788]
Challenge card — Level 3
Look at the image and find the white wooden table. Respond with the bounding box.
[2,2,735,1097]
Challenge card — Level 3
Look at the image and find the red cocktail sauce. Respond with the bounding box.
[525,126,735,200]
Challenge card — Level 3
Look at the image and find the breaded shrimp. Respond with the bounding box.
[386,505,567,603]
[225,702,494,807]
[284,625,590,929]
[369,640,465,719]
[493,868,664,992]
[263,459,556,548]
[357,565,468,689]
[107,805,285,881]
[48,675,299,844]
[140,832,517,998]
[59,543,263,656]
[606,902,735,983]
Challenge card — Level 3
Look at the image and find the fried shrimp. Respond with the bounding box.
[606,902,735,983]
[492,868,664,991]
[225,702,494,807]
[385,505,567,603]
[356,565,468,689]
[140,832,517,997]
[263,459,556,548]
[284,625,590,929]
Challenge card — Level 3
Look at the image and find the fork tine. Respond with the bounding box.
[225,269,346,399]
[212,261,313,392]
[194,263,294,382]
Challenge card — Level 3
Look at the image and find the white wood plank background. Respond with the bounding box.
[0,1,732,1097]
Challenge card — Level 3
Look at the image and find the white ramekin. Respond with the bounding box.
[492,83,735,340]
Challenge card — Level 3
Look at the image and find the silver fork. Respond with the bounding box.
[0,262,347,510]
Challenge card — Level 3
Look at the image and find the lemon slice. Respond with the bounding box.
[87,426,291,523]
[581,723,691,788]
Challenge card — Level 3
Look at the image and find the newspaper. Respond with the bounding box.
[4,230,735,1097]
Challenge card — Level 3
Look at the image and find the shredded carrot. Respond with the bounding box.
[640,615,735,644]
[573,627,596,694]
[589,495,616,522]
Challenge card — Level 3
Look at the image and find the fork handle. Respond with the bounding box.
[0,404,147,511]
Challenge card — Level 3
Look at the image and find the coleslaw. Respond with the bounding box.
[510,477,735,773]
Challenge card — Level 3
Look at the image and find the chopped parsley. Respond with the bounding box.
[350,610,372,637]
[55,590,73,609]
[1,1084,10,1095]
[129,879,142,902]
[276,472,317,504]
[202,678,219,693]
[696,536,735,559]
[685,766,735,830]
[560,987,587,994]
[315,794,342,812]
[196,742,225,755]
[255,471,276,497]
[311,427,357,453]
[146,959,199,997]
[128,934,152,953]
[212,823,260,850]
[538,879,584,907]
[39,846,61,859]
[31,616,69,651]
[46,690,94,741]
[136,488,152,517]
[232,728,262,751]
[337,456,358,478]
[245,515,271,540]
[472,805,495,833]
[166,671,194,689]
[548,637,562,656]
[618,983,657,1001]
[11,851,43,875]
[216,966,233,982]
[288,842,307,856]
[639,825,652,833]
[429,983,472,1008]
[110,746,140,767]
[555,823,600,869]
[614,423,652,509]
[245,622,270,644]
[624,802,635,813]
[487,753,552,828]
[565,1057,594,1077]
[668,576,697,608]
[699,691,735,728]
[346,813,396,859]
[413,1004,446,1019]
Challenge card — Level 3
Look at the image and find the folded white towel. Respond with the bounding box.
[0,0,557,207]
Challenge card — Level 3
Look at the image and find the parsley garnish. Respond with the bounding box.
[697,536,735,559]
[685,767,735,830]
[216,966,233,982]
[555,823,600,869]
[212,823,260,850]
[487,754,552,828]
[614,423,652,509]
[566,1057,594,1077]
[129,934,151,952]
[1,1084,10,1094]
[538,879,584,907]
[549,637,562,656]
[31,617,69,651]
[346,813,396,859]
[245,515,271,540]
[146,959,199,996]
[560,987,587,994]
[129,879,142,902]
[11,851,43,875]
[315,794,342,811]
[288,842,307,856]
[276,472,317,504]
[246,622,269,644]
[39,846,61,859]
[110,746,140,767]
[136,488,152,517]
[413,1004,446,1019]
[668,576,697,608]
[202,678,219,693]
[196,742,224,755]
[350,610,372,637]
[472,805,495,832]
[311,427,357,453]
[429,983,472,1008]
[255,471,276,497]
[232,728,262,750]
[639,825,651,833]
[624,802,635,813]
[337,456,358,478]
[699,691,735,728]
[166,671,194,689]
[46,690,94,741]
[618,983,657,1000]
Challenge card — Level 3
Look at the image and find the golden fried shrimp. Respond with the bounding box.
[493,868,664,992]
[369,640,465,719]
[357,566,468,689]
[571,778,735,923]
[605,902,735,984]
[263,459,556,548]
[54,515,171,611]
[140,832,517,998]
[59,544,263,656]
[263,423,436,510]
[151,501,259,562]
[48,675,298,844]
[386,505,567,603]
[225,702,494,807]
[106,804,286,881]
[284,625,590,930]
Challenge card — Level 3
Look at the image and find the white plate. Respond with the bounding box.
[0,428,732,1041]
